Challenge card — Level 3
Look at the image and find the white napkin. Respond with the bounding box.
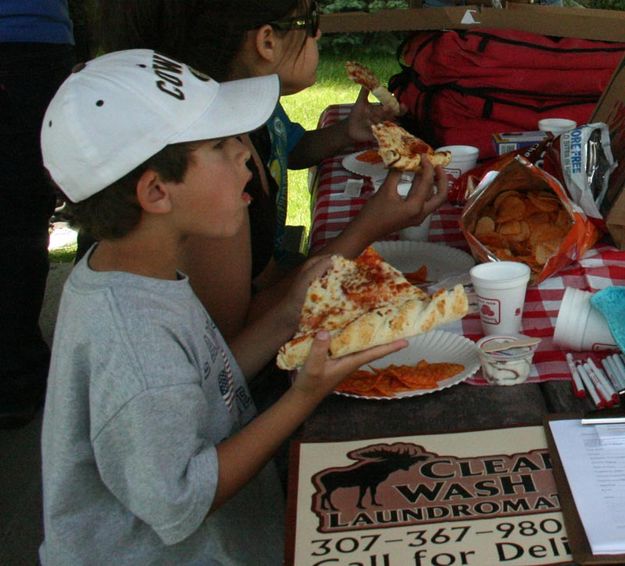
[341,178,364,197]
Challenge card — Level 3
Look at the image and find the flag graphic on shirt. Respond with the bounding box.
[218,369,235,410]
[218,350,236,411]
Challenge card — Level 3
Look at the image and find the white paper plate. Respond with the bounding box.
[341,151,387,181]
[335,330,480,400]
[372,241,475,283]
[342,151,418,192]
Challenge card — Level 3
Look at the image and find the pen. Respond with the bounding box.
[565,353,586,398]
[576,362,604,408]
[587,358,618,404]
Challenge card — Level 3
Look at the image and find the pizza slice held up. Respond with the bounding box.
[276,247,468,370]
[345,61,401,116]
[371,121,452,173]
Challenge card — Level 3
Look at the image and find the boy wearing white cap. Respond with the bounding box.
[38,49,406,565]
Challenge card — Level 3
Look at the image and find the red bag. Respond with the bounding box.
[389,29,625,159]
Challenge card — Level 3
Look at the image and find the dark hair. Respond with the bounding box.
[63,142,197,240]
[98,0,308,81]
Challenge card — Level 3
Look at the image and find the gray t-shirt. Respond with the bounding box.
[40,256,284,565]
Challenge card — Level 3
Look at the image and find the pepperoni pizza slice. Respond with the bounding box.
[371,121,452,172]
[276,247,468,370]
[345,61,401,116]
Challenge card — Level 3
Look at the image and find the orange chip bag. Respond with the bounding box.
[460,156,600,284]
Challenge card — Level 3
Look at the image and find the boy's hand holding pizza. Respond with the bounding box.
[275,255,333,331]
[277,248,469,371]
[349,157,449,248]
[291,331,408,403]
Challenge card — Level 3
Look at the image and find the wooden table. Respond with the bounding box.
[295,103,624,442]
[299,382,588,443]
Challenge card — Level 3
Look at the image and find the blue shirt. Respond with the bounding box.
[265,102,305,262]
[0,0,74,44]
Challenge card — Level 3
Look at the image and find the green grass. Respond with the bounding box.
[49,244,77,263]
[282,53,400,238]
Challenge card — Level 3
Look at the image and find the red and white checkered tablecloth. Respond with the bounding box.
[308,104,625,386]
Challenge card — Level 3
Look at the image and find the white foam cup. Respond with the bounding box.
[537,118,577,136]
[399,214,432,241]
[553,287,617,351]
[397,177,434,241]
[470,261,531,336]
[436,145,479,190]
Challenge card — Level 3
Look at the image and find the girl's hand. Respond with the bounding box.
[354,157,449,243]
[346,87,400,144]
[292,331,408,401]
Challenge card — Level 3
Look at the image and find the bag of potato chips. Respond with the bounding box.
[448,144,539,206]
[540,123,617,222]
[460,156,600,284]
[449,123,617,219]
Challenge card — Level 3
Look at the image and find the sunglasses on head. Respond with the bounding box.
[268,0,320,37]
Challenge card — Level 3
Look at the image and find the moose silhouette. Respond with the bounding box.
[317,446,428,511]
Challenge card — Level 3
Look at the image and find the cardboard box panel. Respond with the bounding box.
[591,58,625,247]
[493,131,549,155]
[320,4,625,42]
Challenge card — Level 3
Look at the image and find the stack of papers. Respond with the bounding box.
[549,420,625,555]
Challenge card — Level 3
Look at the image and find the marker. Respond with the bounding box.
[576,362,603,408]
[601,356,623,392]
[586,359,618,405]
[582,362,613,407]
[565,353,586,398]
[610,354,625,388]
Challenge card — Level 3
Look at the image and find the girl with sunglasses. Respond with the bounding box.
[98,0,447,342]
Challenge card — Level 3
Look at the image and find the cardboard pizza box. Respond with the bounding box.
[320,4,625,42]
[591,57,625,249]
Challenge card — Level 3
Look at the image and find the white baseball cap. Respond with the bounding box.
[41,49,280,202]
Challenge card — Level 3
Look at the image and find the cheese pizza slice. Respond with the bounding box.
[371,121,452,172]
[345,61,401,116]
[276,247,468,370]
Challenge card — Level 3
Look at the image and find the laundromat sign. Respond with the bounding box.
[287,427,572,566]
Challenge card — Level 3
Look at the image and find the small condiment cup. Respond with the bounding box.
[476,334,538,385]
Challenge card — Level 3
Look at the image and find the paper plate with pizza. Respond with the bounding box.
[276,247,470,371]
[334,330,480,400]
[372,241,475,286]
[341,121,451,187]
[341,149,388,183]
